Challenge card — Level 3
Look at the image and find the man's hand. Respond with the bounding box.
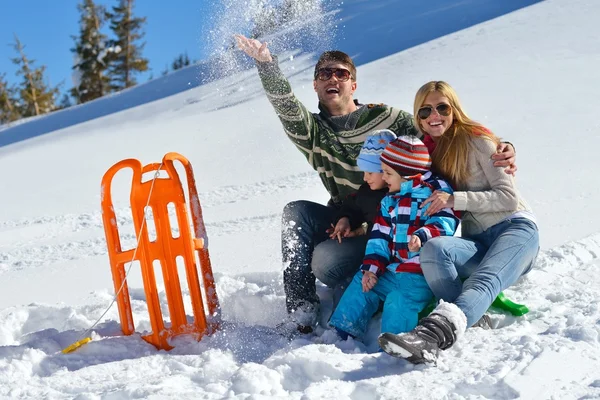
[408,235,422,252]
[344,226,368,238]
[234,34,273,62]
[422,190,453,216]
[492,142,517,175]
[327,217,351,243]
[361,271,378,292]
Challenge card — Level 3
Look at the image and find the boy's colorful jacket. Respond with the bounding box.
[361,172,460,276]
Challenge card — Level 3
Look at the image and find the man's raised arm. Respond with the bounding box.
[235,34,317,155]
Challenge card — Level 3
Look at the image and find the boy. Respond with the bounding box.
[279,129,397,334]
[329,136,459,340]
[327,129,398,242]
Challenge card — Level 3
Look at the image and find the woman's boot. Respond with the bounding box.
[378,302,467,364]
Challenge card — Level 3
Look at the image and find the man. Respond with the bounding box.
[235,34,516,333]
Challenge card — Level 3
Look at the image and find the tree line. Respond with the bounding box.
[0,0,192,125]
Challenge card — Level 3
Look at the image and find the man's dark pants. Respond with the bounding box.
[281,200,368,314]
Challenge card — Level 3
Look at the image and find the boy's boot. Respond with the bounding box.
[378,302,467,364]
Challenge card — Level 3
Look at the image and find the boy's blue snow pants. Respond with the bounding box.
[329,269,434,339]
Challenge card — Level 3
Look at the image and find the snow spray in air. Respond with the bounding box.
[201,0,338,81]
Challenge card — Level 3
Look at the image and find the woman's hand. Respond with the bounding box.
[408,235,422,252]
[422,190,454,216]
[492,142,517,175]
[361,271,378,292]
[234,34,273,62]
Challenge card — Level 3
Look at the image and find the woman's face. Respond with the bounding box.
[418,91,453,139]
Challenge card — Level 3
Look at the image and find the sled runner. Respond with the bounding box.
[100,152,220,350]
[419,291,529,320]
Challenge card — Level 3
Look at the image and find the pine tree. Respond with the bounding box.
[58,94,73,110]
[171,52,191,71]
[71,0,112,104]
[11,35,59,117]
[0,73,21,123]
[107,0,149,91]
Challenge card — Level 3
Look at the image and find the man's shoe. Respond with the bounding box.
[276,302,319,338]
[275,319,313,338]
[291,302,319,328]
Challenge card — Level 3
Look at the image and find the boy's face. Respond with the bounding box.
[381,163,406,192]
[363,172,387,190]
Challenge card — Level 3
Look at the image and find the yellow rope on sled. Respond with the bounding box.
[62,337,92,354]
[61,163,166,355]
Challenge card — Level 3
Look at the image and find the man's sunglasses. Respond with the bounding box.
[417,103,452,120]
[315,68,352,82]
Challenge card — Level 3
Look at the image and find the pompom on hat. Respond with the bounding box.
[380,135,432,177]
[357,129,398,173]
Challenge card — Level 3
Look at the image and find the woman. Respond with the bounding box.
[378,81,539,364]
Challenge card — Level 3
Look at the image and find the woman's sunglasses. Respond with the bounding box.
[417,103,452,120]
[315,68,352,82]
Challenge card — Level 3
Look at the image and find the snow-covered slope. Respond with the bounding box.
[1,0,599,398]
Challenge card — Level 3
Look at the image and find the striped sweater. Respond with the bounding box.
[361,172,460,276]
[256,58,421,205]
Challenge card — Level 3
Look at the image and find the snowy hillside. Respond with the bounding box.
[1,0,599,398]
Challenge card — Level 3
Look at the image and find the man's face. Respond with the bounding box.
[313,62,357,114]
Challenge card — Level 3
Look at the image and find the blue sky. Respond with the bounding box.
[0,0,214,97]
[0,0,542,101]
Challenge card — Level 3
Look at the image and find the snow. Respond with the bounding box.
[1,0,600,398]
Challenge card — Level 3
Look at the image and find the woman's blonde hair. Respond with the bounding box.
[413,81,500,189]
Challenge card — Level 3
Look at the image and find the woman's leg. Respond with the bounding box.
[381,273,434,334]
[328,271,380,339]
[378,220,539,363]
[420,236,487,303]
[455,219,539,327]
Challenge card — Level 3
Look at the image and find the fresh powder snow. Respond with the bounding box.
[0,0,599,398]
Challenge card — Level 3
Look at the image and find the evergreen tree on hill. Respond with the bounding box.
[58,94,73,110]
[11,35,59,117]
[0,73,22,123]
[107,0,149,91]
[171,52,191,71]
[71,0,112,104]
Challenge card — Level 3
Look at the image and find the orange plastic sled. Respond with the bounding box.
[100,152,220,350]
